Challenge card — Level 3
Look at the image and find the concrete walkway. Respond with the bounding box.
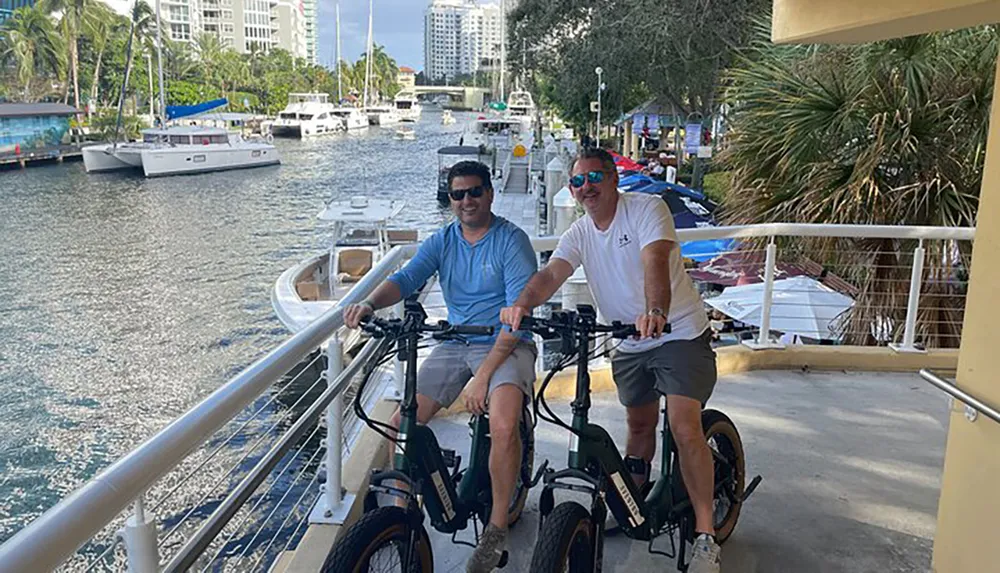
[426,369,949,573]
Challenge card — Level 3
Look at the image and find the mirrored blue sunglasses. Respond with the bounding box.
[570,170,605,188]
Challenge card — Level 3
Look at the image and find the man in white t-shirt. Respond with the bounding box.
[500,147,721,573]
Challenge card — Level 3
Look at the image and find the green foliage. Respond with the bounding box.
[509,0,767,130]
[701,171,731,204]
[0,5,65,101]
[720,26,996,347]
[167,80,221,106]
[90,108,148,140]
[2,2,401,117]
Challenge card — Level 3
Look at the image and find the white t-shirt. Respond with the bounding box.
[551,192,708,353]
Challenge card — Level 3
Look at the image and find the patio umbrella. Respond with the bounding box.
[705,275,855,340]
[609,150,643,172]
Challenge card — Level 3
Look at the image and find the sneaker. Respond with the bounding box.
[688,533,721,573]
[466,524,507,573]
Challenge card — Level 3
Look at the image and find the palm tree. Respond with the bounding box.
[129,0,157,111]
[355,44,398,103]
[82,2,117,109]
[42,0,91,110]
[195,32,224,85]
[720,27,995,346]
[0,5,65,100]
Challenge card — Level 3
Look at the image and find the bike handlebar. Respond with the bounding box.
[448,324,495,336]
[519,315,642,339]
[359,315,494,338]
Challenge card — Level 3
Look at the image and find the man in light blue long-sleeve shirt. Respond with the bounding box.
[343,161,537,573]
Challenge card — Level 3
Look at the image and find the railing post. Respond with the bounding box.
[891,239,928,353]
[745,236,785,350]
[310,335,355,524]
[119,496,158,573]
[385,300,404,401]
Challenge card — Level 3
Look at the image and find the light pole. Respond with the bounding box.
[595,67,606,147]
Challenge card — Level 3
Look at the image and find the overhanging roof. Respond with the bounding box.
[0,103,78,118]
[772,0,1000,44]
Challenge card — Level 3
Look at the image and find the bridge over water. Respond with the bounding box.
[403,86,492,110]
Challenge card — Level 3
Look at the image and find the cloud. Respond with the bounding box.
[316,0,426,70]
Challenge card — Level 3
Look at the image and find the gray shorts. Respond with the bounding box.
[611,330,717,407]
[417,340,538,408]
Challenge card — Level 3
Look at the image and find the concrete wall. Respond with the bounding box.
[930,50,1000,573]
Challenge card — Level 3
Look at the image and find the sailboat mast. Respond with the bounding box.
[499,0,505,102]
[363,0,374,109]
[336,1,342,102]
[154,0,167,123]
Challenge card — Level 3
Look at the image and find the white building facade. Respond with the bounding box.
[102,0,310,60]
[302,0,317,64]
[424,0,504,82]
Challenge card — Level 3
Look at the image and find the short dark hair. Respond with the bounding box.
[569,146,616,174]
[447,160,493,190]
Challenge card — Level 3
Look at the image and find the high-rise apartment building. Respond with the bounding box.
[273,0,307,60]
[302,0,317,65]
[96,0,310,60]
[424,0,503,82]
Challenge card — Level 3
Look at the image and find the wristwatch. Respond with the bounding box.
[647,308,665,318]
[360,299,376,312]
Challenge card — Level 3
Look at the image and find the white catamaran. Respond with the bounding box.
[82,0,279,176]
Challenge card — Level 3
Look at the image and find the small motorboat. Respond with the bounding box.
[272,196,417,333]
[394,126,416,141]
[436,145,488,203]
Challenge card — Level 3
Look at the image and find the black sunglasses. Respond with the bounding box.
[449,185,488,201]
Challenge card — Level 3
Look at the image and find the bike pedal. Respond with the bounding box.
[440,448,458,468]
[741,475,763,502]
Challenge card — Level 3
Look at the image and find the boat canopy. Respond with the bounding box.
[166,98,228,121]
[317,197,405,223]
[437,145,484,156]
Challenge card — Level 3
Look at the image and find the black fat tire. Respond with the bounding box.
[321,506,434,573]
[702,409,746,543]
[529,501,595,573]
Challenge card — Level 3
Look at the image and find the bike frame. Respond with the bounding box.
[363,304,534,538]
[536,308,738,569]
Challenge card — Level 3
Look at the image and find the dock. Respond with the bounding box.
[0,145,84,169]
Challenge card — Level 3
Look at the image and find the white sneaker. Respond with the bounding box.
[688,533,721,573]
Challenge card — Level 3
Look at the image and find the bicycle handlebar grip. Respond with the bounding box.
[452,325,495,336]
[610,321,639,338]
[518,316,538,329]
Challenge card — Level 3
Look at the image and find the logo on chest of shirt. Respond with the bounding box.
[617,232,633,249]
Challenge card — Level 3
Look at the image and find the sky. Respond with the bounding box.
[316,0,427,72]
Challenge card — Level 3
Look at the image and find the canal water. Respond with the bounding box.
[0,110,470,565]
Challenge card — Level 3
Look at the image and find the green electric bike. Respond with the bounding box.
[322,300,547,573]
[519,305,761,572]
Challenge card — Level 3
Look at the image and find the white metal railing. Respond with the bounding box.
[0,224,974,572]
[0,245,414,572]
